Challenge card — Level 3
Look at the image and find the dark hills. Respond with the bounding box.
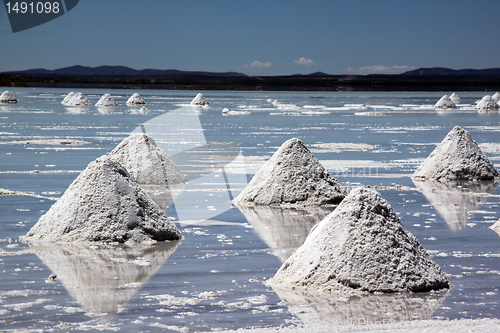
[401,67,500,76]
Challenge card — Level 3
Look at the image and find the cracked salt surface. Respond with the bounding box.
[2,89,500,332]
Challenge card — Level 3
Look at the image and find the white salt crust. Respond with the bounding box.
[22,155,182,244]
[269,187,450,293]
[232,138,346,207]
[412,126,499,181]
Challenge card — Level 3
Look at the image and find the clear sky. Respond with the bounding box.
[1,0,499,75]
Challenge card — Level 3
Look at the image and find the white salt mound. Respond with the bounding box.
[269,187,450,293]
[476,95,499,110]
[95,94,119,107]
[109,133,187,186]
[492,92,500,101]
[491,219,500,235]
[449,92,460,104]
[0,91,17,104]
[434,95,456,109]
[232,138,346,207]
[66,92,92,106]
[61,92,75,105]
[22,155,182,243]
[412,126,499,181]
[190,93,210,107]
[138,106,150,114]
[126,93,146,106]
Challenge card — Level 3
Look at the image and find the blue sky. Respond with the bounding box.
[1,0,499,75]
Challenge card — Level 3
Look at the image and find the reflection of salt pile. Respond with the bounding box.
[270,187,450,293]
[236,205,334,262]
[95,93,119,107]
[109,134,187,186]
[126,93,146,106]
[476,95,499,110]
[413,126,499,181]
[0,91,17,104]
[23,155,182,243]
[138,106,149,114]
[413,179,498,231]
[233,138,346,207]
[434,95,456,109]
[449,92,460,104]
[31,241,180,315]
[65,92,92,106]
[61,92,75,105]
[190,93,210,107]
[273,287,447,326]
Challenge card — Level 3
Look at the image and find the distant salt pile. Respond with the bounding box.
[449,92,460,104]
[269,187,450,293]
[412,126,499,181]
[492,92,500,102]
[222,108,250,115]
[109,133,187,186]
[190,93,210,107]
[138,106,150,114]
[232,138,346,207]
[0,91,17,104]
[126,93,146,106]
[491,219,500,235]
[95,93,119,107]
[61,92,75,105]
[434,95,456,109]
[476,95,499,110]
[66,92,92,106]
[22,155,182,243]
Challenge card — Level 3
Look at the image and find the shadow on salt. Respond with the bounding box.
[29,240,181,315]
[412,179,499,231]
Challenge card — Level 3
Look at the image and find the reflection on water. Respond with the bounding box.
[273,287,448,326]
[140,183,187,210]
[235,205,334,262]
[30,240,181,315]
[413,179,498,231]
[65,107,89,114]
[97,107,115,114]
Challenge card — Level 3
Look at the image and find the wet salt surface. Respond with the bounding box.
[1,88,500,331]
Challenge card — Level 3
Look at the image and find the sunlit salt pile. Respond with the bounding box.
[61,91,75,105]
[95,93,119,107]
[109,133,187,185]
[269,187,450,293]
[190,93,210,107]
[434,95,456,109]
[65,92,92,106]
[138,106,150,114]
[412,126,499,181]
[232,138,346,206]
[22,155,182,243]
[126,93,146,106]
[476,95,500,110]
[0,91,17,104]
[492,92,500,102]
[449,92,460,104]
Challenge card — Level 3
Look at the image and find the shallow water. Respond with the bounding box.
[1,88,500,331]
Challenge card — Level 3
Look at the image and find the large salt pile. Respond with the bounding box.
[0,91,17,104]
[476,95,500,110]
[109,133,187,186]
[190,93,210,107]
[232,138,346,207]
[22,155,182,243]
[449,92,460,104]
[492,92,500,102]
[412,126,499,181]
[434,95,456,109]
[95,93,119,107]
[126,93,146,106]
[269,187,450,293]
[66,92,92,106]
[61,92,75,105]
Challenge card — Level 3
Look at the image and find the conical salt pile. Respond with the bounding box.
[66,92,91,106]
[0,91,17,104]
[22,155,182,243]
[109,133,187,185]
[126,93,146,106]
[412,126,499,181]
[269,187,450,293]
[95,93,119,107]
[434,95,456,109]
[476,95,499,110]
[61,92,75,105]
[232,138,346,206]
[492,92,500,102]
[449,92,460,104]
[190,93,210,107]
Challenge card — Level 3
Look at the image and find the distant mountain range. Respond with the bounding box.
[401,67,500,75]
[4,65,247,77]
